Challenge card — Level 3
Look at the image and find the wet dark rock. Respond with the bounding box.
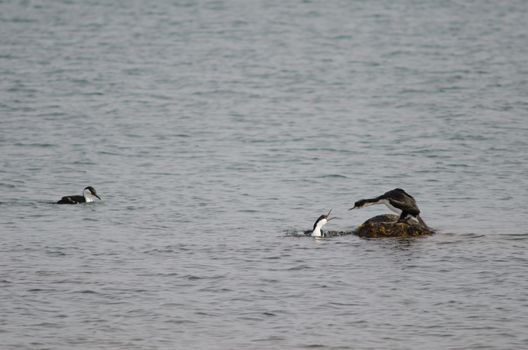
[354,214,434,238]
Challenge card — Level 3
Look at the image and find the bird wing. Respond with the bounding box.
[383,189,412,201]
[313,214,326,231]
[57,195,83,204]
[58,196,74,204]
[388,198,420,216]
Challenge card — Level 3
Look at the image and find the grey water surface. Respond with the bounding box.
[1,0,528,349]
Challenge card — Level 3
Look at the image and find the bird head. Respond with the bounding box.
[84,186,101,200]
[349,199,368,210]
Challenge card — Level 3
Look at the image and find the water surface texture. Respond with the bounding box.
[1,1,528,349]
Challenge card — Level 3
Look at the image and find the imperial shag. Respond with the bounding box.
[306,209,336,238]
[349,188,426,226]
[57,186,101,204]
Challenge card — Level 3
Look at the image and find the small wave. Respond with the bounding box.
[165,319,198,324]
[183,274,210,281]
[287,264,312,271]
[317,174,348,179]
[75,290,100,295]
[13,142,56,148]
[238,209,259,213]
[28,288,56,292]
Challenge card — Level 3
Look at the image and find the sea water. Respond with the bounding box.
[1,1,527,348]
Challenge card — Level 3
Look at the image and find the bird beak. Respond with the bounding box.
[327,216,337,221]
[326,209,337,221]
[95,194,101,200]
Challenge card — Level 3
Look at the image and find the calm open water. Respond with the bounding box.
[1,0,528,349]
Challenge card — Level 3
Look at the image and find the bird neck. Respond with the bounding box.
[311,219,327,237]
[83,189,96,202]
[381,199,402,214]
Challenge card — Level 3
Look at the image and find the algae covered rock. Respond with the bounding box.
[354,214,434,238]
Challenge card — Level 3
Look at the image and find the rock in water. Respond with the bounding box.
[354,214,434,238]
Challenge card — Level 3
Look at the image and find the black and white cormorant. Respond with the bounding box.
[305,209,336,238]
[349,188,426,226]
[57,186,101,204]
